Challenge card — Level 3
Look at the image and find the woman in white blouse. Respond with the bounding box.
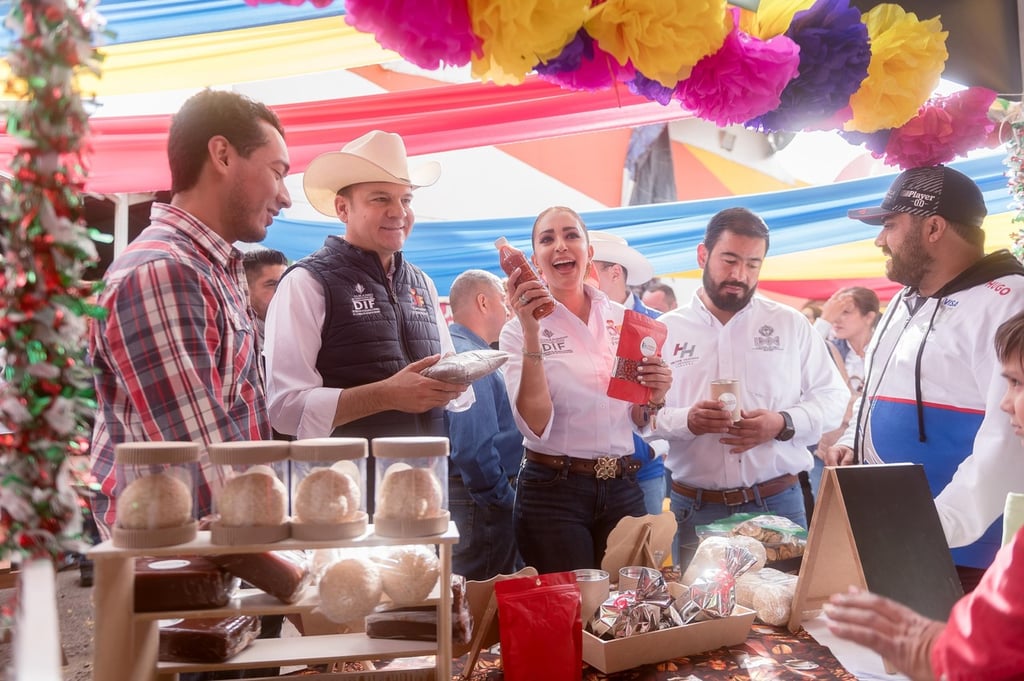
[500,206,672,573]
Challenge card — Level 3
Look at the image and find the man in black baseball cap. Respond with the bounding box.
[828,164,1024,592]
[848,164,987,229]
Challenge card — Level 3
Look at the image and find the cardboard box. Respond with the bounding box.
[582,605,756,674]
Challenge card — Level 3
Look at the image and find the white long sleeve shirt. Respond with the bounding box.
[499,285,636,460]
[655,292,849,489]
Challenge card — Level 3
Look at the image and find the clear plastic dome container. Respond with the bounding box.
[208,440,291,545]
[112,441,199,548]
[290,437,368,540]
[371,436,450,538]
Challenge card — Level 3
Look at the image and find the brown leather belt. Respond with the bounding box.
[671,473,799,506]
[525,449,640,480]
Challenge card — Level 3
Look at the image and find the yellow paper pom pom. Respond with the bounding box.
[468,0,589,85]
[585,0,730,87]
[743,0,815,40]
[844,4,948,133]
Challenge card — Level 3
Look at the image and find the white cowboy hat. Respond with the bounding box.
[302,130,441,217]
[589,231,655,286]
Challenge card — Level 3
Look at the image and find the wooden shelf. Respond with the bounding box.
[90,524,460,559]
[156,632,437,673]
[90,523,457,681]
[135,583,443,621]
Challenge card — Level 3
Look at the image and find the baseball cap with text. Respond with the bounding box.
[847,165,987,228]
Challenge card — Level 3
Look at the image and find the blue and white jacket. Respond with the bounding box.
[840,250,1024,569]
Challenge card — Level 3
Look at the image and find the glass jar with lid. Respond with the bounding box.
[372,436,450,537]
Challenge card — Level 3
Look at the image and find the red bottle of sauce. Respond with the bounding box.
[495,237,555,320]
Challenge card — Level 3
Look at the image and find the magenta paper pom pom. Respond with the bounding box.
[536,31,634,92]
[345,0,479,70]
[675,9,800,127]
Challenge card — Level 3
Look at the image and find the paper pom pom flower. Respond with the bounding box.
[675,9,800,127]
[844,4,948,133]
[344,0,479,70]
[747,0,870,132]
[742,0,815,39]
[468,0,589,85]
[536,30,634,92]
[628,72,675,105]
[585,0,730,87]
[880,87,997,169]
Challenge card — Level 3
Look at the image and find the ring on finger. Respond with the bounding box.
[519,294,529,305]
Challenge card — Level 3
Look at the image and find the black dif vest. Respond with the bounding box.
[293,235,445,439]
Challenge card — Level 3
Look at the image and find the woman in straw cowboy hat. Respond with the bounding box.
[499,206,672,573]
[264,131,473,512]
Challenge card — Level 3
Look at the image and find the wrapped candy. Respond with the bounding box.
[673,544,758,623]
[592,566,680,639]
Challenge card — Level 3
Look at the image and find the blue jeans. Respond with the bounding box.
[514,460,646,573]
[638,474,666,516]
[669,481,806,571]
[449,476,523,581]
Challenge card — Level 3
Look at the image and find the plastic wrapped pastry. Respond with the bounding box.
[419,349,509,384]
[158,615,260,663]
[134,556,238,612]
[735,567,798,626]
[209,551,312,604]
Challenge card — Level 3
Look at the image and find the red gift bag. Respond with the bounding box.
[495,571,582,681]
[607,309,668,404]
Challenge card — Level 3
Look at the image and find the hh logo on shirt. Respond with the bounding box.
[669,340,700,367]
[351,283,379,317]
[753,324,781,351]
[540,328,571,355]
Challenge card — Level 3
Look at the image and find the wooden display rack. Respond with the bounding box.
[89,523,459,681]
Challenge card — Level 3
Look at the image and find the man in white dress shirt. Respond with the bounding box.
[264,131,471,511]
[653,207,848,568]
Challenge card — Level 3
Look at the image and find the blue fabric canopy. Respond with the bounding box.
[262,155,1012,294]
[0,0,346,45]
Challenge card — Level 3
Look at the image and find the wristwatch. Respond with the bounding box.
[775,411,795,442]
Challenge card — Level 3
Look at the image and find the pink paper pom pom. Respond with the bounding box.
[675,10,800,127]
[345,0,479,70]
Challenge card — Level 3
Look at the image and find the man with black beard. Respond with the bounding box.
[650,207,848,568]
[827,165,1024,589]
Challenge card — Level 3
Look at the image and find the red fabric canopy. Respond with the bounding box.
[1,78,687,194]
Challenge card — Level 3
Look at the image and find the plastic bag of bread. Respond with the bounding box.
[419,349,509,384]
[371,545,440,606]
[735,567,797,626]
[697,513,807,563]
[681,535,766,585]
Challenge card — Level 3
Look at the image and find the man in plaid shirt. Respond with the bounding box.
[89,90,292,537]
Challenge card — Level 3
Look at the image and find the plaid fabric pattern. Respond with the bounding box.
[89,204,270,536]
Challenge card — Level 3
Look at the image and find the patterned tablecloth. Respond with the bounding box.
[454,623,858,680]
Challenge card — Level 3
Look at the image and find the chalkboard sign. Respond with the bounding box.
[789,463,963,632]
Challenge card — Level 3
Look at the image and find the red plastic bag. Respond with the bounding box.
[607,309,668,404]
[495,571,582,681]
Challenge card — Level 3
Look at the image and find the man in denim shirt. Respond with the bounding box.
[445,270,524,580]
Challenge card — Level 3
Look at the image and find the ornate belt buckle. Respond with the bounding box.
[594,456,618,480]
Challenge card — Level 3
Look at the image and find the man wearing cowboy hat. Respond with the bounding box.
[589,231,668,517]
[264,131,472,511]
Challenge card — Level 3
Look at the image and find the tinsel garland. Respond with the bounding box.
[0,0,106,564]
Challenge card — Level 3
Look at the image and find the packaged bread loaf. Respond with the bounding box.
[209,551,312,604]
[134,556,238,612]
[157,615,260,663]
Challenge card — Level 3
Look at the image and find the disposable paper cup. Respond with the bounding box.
[617,565,659,593]
[710,378,741,422]
[573,569,610,623]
